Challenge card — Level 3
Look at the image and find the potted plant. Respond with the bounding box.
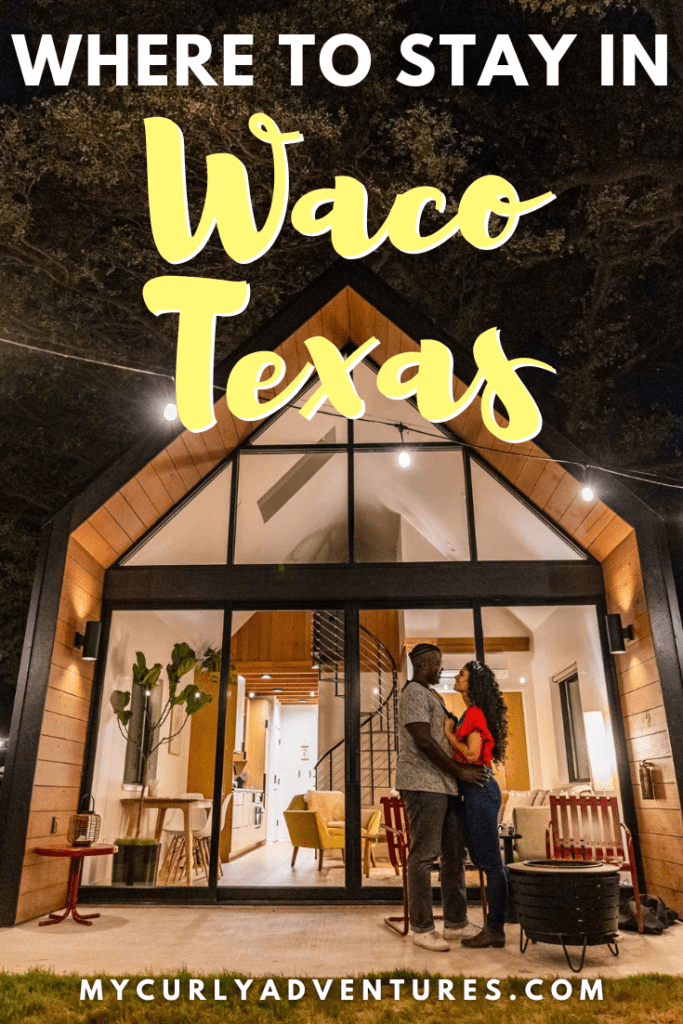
[110,642,212,886]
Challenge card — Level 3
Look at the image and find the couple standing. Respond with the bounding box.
[396,642,509,952]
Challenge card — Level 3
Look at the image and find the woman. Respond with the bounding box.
[444,660,509,948]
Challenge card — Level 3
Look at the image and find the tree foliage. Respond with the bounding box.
[0,0,682,684]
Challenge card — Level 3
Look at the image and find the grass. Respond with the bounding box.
[0,972,680,1024]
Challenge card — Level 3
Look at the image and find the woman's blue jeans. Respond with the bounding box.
[459,777,507,928]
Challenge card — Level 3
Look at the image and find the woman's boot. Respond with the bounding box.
[461,925,506,948]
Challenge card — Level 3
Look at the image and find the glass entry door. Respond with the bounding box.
[217,607,357,899]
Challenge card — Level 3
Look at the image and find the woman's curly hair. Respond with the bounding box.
[463,661,508,765]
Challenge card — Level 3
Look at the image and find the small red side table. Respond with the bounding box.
[34,845,116,926]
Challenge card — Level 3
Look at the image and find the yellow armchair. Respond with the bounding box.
[284,794,344,872]
[284,795,383,876]
[361,809,382,878]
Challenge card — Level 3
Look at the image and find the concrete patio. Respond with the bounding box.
[1,904,681,978]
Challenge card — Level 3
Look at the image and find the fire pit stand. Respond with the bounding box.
[508,860,621,972]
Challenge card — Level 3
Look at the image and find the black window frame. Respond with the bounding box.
[557,670,591,784]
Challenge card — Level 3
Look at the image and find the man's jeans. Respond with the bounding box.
[401,790,468,934]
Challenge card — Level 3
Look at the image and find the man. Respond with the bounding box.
[396,643,489,952]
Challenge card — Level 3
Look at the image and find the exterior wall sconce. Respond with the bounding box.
[74,621,102,661]
[606,613,634,654]
[639,760,656,800]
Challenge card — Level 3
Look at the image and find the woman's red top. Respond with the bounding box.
[451,706,495,767]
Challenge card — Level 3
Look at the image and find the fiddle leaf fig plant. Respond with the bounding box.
[110,642,212,838]
[110,690,133,727]
[200,646,222,673]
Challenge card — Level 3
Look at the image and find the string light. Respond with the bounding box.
[397,424,411,468]
[2,334,682,492]
[0,335,174,381]
[580,465,595,502]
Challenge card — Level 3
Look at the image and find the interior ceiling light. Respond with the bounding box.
[261,674,272,679]
[163,402,178,422]
[310,690,315,696]
[272,687,283,693]
[299,698,307,703]
[248,691,255,698]
[397,423,412,468]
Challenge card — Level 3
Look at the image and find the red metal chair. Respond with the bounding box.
[546,794,643,933]
[380,795,487,935]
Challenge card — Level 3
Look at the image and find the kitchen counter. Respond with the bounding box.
[230,788,266,858]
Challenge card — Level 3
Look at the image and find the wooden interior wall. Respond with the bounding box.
[186,668,238,861]
[231,611,311,670]
[16,284,683,920]
[359,610,402,667]
[245,699,269,793]
[440,691,531,793]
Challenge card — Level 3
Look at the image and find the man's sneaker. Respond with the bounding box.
[443,921,482,940]
[412,930,450,951]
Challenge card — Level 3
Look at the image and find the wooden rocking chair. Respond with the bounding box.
[546,794,643,933]
[380,795,487,935]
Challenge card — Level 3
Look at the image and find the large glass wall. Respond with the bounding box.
[121,362,581,574]
[85,366,622,901]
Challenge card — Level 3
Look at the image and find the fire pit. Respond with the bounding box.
[508,860,620,972]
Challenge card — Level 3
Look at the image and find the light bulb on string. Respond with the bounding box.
[397,424,411,468]
[580,465,595,502]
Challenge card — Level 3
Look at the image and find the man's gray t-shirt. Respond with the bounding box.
[395,681,459,795]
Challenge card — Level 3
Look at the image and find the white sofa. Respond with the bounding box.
[500,785,595,862]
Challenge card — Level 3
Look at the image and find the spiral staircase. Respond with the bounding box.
[312,611,398,806]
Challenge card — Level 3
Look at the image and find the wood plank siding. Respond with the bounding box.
[17,284,683,920]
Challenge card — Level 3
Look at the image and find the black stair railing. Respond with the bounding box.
[313,612,399,805]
